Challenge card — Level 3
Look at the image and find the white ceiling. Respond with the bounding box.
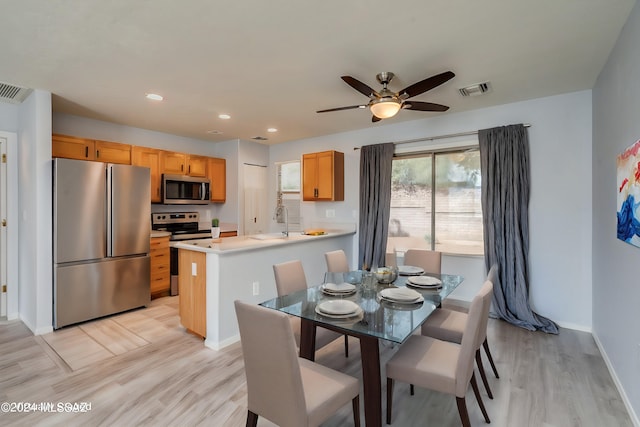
[0,0,635,145]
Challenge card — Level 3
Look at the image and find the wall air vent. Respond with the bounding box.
[458,82,492,97]
[0,81,32,104]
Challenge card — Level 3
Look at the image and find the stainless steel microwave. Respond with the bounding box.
[162,174,210,204]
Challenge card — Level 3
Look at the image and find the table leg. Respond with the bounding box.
[299,318,317,361]
[359,336,381,427]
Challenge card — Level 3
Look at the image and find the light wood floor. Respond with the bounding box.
[0,296,632,426]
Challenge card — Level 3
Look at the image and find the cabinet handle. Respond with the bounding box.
[188,165,191,174]
[96,150,100,158]
[85,146,89,158]
[314,188,318,198]
[181,164,184,172]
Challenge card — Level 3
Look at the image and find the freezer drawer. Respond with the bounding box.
[54,256,150,328]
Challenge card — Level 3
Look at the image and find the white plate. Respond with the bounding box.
[407,276,442,286]
[317,299,360,315]
[322,282,356,293]
[379,287,422,302]
[315,305,363,319]
[398,265,425,276]
[322,288,357,296]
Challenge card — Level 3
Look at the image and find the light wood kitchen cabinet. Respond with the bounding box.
[207,157,226,202]
[94,140,131,164]
[52,134,131,164]
[150,235,170,296]
[160,151,187,175]
[52,134,96,160]
[220,231,237,238]
[302,150,344,201]
[178,249,206,338]
[132,146,162,202]
[187,155,208,177]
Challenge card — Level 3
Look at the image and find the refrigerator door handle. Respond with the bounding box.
[106,164,113,256]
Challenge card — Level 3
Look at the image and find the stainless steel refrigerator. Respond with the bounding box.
[53,158,151,328]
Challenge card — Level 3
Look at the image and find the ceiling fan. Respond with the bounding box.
[317,71,455,122]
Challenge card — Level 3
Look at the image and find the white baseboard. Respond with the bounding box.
[592,331,640,427]
[205,334,240,351]
[555,320,592,333]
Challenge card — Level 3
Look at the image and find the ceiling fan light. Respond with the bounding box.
[370,100,401,119]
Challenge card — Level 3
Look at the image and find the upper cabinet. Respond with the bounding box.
[52,134,131,165]
[207,157,226,203]
[302,150,344,201]
[52,134,95,161]
[160,151,187,175]
[132,146,162,203]
[187,155,208,177]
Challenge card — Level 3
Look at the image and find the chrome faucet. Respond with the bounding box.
[274,204,289,237]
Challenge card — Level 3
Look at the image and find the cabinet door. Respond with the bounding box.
[187,155,208,177]
[208,157,226,202]
[302,153,318,200]
[52,134,95,161]
[316,151,335,200]
[95,140,132,164]
[132,146,162,202]
[161,151,187,174]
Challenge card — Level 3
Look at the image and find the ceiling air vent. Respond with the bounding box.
[251,136,268,141]
[0,81,32,104]
[458,82,492,97]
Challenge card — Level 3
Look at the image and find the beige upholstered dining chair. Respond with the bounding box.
[403,249,442,274]
[386,281,493,427]
[273,260,349,357]
[421,266,500,398]
[324,249,350,273]
[234,300,361,427]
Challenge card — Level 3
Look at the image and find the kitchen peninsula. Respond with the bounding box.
[174,227,356,350]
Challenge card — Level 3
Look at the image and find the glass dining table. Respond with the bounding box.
[259,271,464,427]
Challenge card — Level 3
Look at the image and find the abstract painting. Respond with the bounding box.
[617,140,640,247]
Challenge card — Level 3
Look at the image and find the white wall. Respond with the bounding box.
[17,90,53,334]
[593,1,640,423]
[269,90,593,330]
[0,103,18,131]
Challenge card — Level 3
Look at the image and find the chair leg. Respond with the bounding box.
[470,373,491,424]
[476,349,494,399]
[483,338,500,378]
[386,378,394,425]
[344,335,349,358]
[246,410,258,427]
[456,397,471,427]
[352,395,361,427]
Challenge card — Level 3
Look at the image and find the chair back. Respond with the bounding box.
[234,301,307,426]
[324,250,350,273]
[454,280,492,397]
[273,260,307,296]
[477,265,497,343]
[404,249,442,274]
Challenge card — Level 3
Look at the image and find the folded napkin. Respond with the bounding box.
[323,282,356,292]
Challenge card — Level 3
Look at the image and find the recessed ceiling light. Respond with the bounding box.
[207,130,223,135]
[218,114,231,119]
[267,128,278,133]
[146,93,163,101]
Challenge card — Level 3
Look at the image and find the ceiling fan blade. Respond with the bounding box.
[372,115,382,123]
[403,101,449,112]
[316,104,366,113]
[397,71,455,99]
[341,76,380,98]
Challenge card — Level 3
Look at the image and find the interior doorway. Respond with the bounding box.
[243,164,267,236]
[0,135,7,318]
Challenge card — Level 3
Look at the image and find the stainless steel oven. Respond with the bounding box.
[151,212,211,295]
[162,174,210,205]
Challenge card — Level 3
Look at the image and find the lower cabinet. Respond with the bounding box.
[150,236,170,296]
[178,249,206,338]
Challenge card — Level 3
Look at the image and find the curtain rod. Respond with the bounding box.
[353,123,531,150]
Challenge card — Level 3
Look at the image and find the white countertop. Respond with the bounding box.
[150,231,171,238]
[173,228,355,254]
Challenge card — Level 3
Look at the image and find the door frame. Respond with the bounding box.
[0,131,18,320]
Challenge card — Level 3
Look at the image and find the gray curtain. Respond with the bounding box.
[358,143,394,270]
[479,124,558,334]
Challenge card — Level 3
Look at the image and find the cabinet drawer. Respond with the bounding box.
[150,237,170,249]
